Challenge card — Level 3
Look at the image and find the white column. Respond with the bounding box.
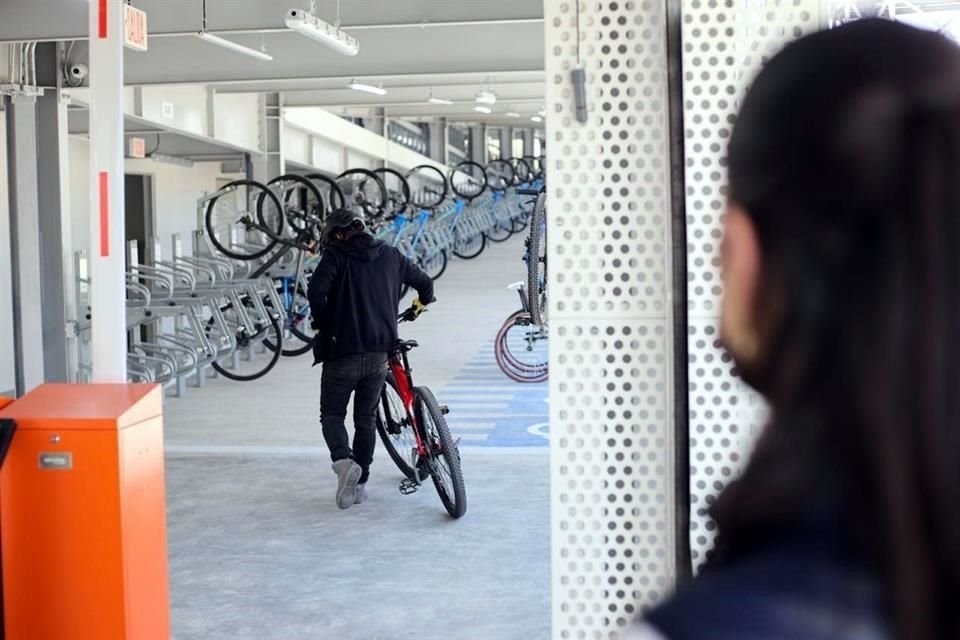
[546,1,675,636]
[88,0,127,381]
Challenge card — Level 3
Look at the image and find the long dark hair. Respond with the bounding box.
[714,19,960,640]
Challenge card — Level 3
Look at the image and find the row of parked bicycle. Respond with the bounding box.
[75,156,546,390]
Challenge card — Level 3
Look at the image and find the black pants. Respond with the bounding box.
[320,352,388,484]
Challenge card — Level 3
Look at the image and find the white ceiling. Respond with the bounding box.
[0,0,546,127]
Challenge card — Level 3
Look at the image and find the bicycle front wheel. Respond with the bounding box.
[209,300,283,381]
[415,386,466,518]
[453,228,486,259]
[494,310,548,383]
[204,180,284,261]
[376,372,418,480]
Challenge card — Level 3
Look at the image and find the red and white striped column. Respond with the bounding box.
[88,0,127,381]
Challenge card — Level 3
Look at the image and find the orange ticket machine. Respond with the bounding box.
[0,384,170,639]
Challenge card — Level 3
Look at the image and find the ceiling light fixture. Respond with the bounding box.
[474,105,492,114]
[531,115,543,122]
[195,31,274,61]
[506,112,520,118]
[285,7,359,56]
[349,80,387,96]
[196,0,273,61]
[475,89,497,105]
[428,92,454,105]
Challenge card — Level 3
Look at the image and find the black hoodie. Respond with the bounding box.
[307,233,434,363]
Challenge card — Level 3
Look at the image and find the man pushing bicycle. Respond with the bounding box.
[308,208,435,510]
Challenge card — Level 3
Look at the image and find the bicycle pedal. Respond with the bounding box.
[399,478,419,495]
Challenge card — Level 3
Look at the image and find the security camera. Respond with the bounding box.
[67,63,88,83]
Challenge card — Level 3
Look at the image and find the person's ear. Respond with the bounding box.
[720,203,763,366]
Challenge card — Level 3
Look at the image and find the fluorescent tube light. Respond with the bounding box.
[530,115,543,122]
[506,112,520,118]
[349,81,387,96]
[474,105,492,114]
[195,31,273,61]
[475,90,497,105]
[285,8,359,56]
[428,96,454,105]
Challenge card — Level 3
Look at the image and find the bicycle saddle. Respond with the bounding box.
[394,339,419,352]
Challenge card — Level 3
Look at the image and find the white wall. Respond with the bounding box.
[140,85,208,137]
[0,109,13,394]
[213,92,260,151]
[69,137,230,260]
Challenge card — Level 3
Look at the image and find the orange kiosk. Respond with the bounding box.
[0,384,170,639]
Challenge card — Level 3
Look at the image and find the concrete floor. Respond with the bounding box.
[163,233,550,640]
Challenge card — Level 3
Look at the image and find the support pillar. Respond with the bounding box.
[252,92,284,183]
[5,96,44,396]
[522,129,534,157]
[35,43,77,383]
[428,118,447,163]
[468,125,487,165]
[88,0,127,381]
[499,127,511,160]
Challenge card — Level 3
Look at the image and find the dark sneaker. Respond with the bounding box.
[355,483,368,505]
[332,459,362,510]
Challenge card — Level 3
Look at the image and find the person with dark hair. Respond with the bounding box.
[308,208,435,510]
[632,19,960,640]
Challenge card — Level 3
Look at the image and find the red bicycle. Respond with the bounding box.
[375,310,467,518]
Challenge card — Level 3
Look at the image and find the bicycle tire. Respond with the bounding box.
[263,287,313,357]
[494,310,548,384]
[337,168,388,222]
[373,167,412,218]
[527,192,548,327]
[407,165,448,209]
[511,157,534,185]
[210,306,283,381]
[305,173,346,213]
[485,159,514,193]
[450,160,488,199]
[415,386,467,518]
[486,219,513,243]
[420,249,448,281]
[266,174,324,235]
[205,180,284,261]
[452,229,486,259]
[376,372,418,479]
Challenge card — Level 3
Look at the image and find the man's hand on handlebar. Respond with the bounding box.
[399,297,432,323]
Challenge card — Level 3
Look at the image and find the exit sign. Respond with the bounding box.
[123,5,148,52]
[128,137,146,159]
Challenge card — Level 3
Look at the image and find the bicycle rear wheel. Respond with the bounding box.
[376,372,418,480]
[208,300,283,381]
[420,249,448,281]
[453,227,486,259]
[527,192,548,327]
[415,386,466,518]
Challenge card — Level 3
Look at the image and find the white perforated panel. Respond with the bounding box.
[546,1,676,637]
[681,0,822,568]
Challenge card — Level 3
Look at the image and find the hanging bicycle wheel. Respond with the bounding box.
[536,155,546,179]
[305,173,346,215]
[450,160,488,200]
[376,372,418,480]
[266,174,324,236]
[494,310,548,383]
[373,167,411,219]
[511,157,534,185]
[416,386,466,519]
[521,156,539,182]
[337,168,387,222]
[204,180,284,261]
[485,159,514,193]
[407,164,448,209]
[527,191,548,327]
[208,298,283,381]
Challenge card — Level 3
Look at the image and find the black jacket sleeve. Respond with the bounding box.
[307,250,340,326]
[399,253,435,304]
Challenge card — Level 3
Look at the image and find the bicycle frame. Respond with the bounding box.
[387,349,430,459]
